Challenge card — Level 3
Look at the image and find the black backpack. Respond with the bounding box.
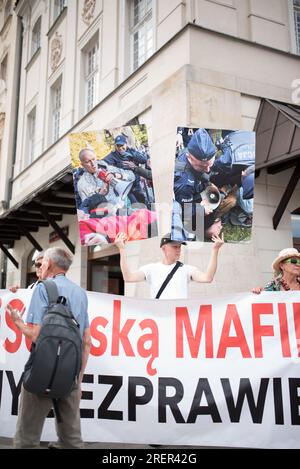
[23,280,82,399]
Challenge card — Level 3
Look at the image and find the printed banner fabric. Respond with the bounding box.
[0,289,299,448]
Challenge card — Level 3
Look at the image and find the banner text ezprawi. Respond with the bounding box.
[0,290,299,448]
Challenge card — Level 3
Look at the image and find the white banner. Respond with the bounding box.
[0,289,300,448]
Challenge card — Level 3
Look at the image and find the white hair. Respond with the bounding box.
[33,250,44,262]
[78,148,95,162]
[44,247,73,272]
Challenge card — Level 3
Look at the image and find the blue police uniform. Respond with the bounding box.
[173,151,210,204]
[104,148,148,204]
[172,128,217,242]
[103,147,147,168]
[174,128,217,204]
[211,130,255,189]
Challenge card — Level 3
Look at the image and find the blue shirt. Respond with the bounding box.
[26,275,89,338]
[104,148,147,167]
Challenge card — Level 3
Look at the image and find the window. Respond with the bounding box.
[51,78,62,143]
[0,56,7,107]
[31,17,41,57]
[87,253,124,295]
[27,107,36,164]
[26,249,40,287]
[130,0,153,71]
[84,40,99,113]
[54,0,66,21]
[292,212,300,250]
[294,0,300,54]
[0,55,7,84]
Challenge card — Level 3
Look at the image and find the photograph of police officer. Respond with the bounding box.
[103,133,153,206]
[171,127,255,243]
[69,125,157,247]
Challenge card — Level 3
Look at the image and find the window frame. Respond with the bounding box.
[53,0,67,22]
[0,54,8,84]
[129,0,153,72]
[31,16,42,58]
[294,0,300,54]
[84,39,99,113]
[51,76,62,144]
[27,107,36,165]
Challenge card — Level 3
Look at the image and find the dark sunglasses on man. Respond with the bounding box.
[34,261,42,268]
[284,257,300,266]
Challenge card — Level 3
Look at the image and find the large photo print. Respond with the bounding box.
[172,127,256,243]
[69,125,157,246]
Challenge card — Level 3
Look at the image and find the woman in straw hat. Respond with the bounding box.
[252,247,300,293]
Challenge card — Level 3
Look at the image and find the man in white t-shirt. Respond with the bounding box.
[115,232,224,299]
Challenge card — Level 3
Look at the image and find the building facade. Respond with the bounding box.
[0,0,23,287]
[0,0,300,297]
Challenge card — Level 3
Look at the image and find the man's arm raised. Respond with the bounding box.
[192,233,224,283]
[7,304,41,342]
[115,232,145,283]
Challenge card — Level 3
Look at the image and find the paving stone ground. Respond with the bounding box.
[0,436,203,450]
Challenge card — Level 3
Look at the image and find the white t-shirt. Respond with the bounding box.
[139,262,198,299]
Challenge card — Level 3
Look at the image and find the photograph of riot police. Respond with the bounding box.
[69,125,157,247]
[171,127,255,243]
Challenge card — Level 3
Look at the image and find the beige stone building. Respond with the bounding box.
[0,0,23,287]
[0,0,299,298]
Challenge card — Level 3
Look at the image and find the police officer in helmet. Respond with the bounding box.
[174,128,217,205]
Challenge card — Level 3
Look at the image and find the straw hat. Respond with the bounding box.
[271,248,300,276]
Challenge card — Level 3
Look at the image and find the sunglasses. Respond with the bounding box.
[284,258,300,266]
[34,262,42,268]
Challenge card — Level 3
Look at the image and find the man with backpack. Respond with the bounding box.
[9,247,91,449]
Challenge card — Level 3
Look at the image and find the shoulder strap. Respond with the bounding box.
[40,279,60,304]
[155,261,183,299]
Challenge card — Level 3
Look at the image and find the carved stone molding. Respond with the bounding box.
[82,0,96,25]
[50,31,63,71]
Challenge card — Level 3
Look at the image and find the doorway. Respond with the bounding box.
[87,249,124,295]
[26,248,40,287]
[291,210,300,251]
